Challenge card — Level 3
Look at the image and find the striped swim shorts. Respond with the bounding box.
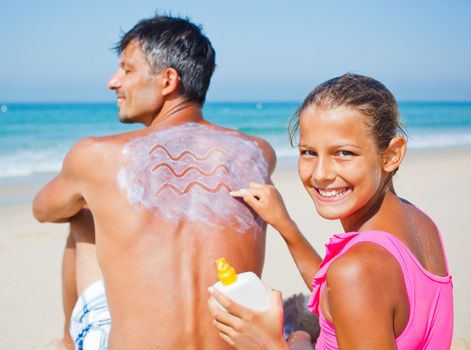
[70,280,111,350]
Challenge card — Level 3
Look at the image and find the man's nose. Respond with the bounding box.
[107,70,121,90]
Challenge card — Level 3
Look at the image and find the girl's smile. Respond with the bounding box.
[313,186,353,202]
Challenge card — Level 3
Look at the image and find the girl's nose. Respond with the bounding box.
[312,156,335,185]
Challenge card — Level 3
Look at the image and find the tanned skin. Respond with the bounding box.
[33,41,275,349]
[208,105,448,350]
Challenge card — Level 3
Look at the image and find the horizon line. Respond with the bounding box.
[2,99,471,105]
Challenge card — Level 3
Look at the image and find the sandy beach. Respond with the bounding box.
[0,148,470,349]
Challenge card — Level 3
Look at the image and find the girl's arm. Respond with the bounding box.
[326,243,401,349]
[231,183,322,290]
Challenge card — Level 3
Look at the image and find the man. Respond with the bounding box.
[33,15,275,349]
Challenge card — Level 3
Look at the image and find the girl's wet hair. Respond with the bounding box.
[289,73,407,151]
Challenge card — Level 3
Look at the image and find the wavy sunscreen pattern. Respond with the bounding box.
[117,123,269,234]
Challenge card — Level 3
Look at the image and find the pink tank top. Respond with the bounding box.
[308,230,453,349]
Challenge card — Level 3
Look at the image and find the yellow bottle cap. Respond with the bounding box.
[215,257,237,286]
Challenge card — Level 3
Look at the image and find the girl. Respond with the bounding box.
[208,74,453,349]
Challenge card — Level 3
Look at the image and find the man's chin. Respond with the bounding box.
[118,114,135,124]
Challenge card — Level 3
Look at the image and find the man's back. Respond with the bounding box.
[32,14,277,349]
[78,121,275,348]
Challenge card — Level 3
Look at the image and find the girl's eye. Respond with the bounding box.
[337,150,353,158]
[300,149,317,157]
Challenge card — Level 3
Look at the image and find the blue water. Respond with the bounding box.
[1,101,471,178]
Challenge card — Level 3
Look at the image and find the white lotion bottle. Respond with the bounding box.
[212,257,270,312]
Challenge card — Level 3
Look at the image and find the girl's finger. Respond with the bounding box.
[212,317,236,338]
[229,189,245,197]
[208,297,240,327]
[269,289,283,308]
[230,188,263,199]
[245,186,267,199]
[229,189,262,210]
[219,331,235,347]
[248,182,267,189]
[209,287,251,319]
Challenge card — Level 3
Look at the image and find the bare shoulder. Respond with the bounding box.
[67,135,116,161]
[401,199,438,233]
[326,242,403,348]
[401,200,448,276]
[247,134,276,173]
[250,134,276,156]
[205,123,277,174]
[63,137,97,170]
[64,133,130,178]
[327,242,404,308]
[405,201,440,238]
[231,130,276,174]
[73,129,139,152]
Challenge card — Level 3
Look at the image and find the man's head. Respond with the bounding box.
[108,15,216,124]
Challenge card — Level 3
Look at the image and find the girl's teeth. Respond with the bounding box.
[320,188,348,197]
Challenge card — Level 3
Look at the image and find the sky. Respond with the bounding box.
[1,0,470,102]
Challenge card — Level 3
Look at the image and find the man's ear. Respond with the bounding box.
[160,67,180,96]
[382,136,407,173]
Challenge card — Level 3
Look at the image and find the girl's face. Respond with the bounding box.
[298,105,386,222]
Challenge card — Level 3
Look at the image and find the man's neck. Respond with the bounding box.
[149,98,205,129]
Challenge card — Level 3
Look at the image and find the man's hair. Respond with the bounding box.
[115,14,216,105]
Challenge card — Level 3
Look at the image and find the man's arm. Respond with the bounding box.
[33,138,92,223]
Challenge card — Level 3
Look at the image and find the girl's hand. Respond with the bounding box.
[230,182,294,233]
[208,287,289,350]
[232,183,321,291]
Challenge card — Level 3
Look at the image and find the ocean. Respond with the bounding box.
[1,101,471,179]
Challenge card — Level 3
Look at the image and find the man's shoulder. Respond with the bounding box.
[75,129,144,150]
[245,134,276,170]
[207,123,276,173]
[66,130,144,167]
[204,122,275,151]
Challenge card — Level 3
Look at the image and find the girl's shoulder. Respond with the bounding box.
[397,201,449,277]
[316,231,406,298]
[326,233,405,291]
[322,234,408,339]
[308,231,405,316]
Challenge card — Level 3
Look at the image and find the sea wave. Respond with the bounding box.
[0,149,65,177]
[407,130,471,150]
